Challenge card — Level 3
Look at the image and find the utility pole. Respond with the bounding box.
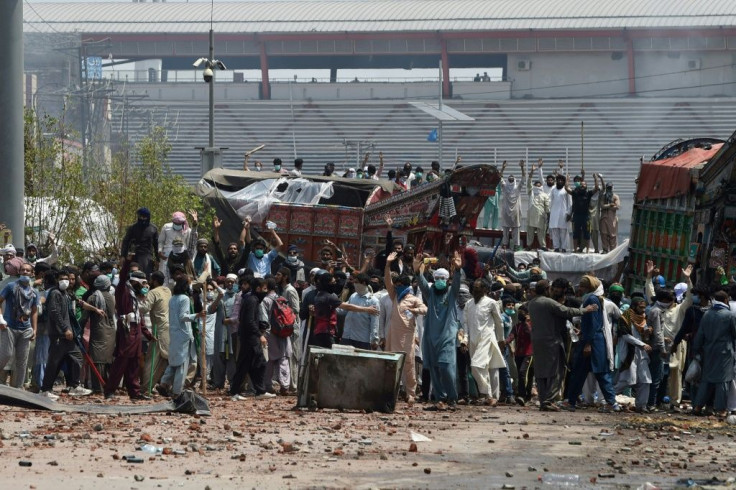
[0,0,24,244]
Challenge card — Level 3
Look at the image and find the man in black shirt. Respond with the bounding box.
[212,216,250,275]
[566,173,600,253]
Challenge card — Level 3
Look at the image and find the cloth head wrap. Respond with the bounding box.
[3,257,25,276]
[609,283,625,294]
[433,268,450,280]
[580,275,601,292]
[226,273,238,282]
[94,274,112,290]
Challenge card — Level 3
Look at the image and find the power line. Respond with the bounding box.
[24,0,61,34]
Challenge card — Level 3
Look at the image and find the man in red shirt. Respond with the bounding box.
[506,304,533,405]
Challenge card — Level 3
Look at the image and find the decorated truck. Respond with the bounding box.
[196,165,501,266]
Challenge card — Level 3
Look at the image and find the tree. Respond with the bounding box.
[24,108,212,263]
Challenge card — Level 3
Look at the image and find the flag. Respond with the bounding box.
[427,128,438,142]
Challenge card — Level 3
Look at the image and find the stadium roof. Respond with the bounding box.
[25,0,736,35]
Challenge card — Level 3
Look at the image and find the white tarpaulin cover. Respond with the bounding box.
[516,239,629,284]
[217,178,334,223]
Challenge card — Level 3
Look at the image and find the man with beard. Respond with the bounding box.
[104,259,153,400]
[417,252,463,408]
[499,160,525,250]
[562,275,620,412]
[599,179,620,253]
[548,175,572,252]
[527,280,596,411]
[212,216,249,275]
[121,207,158,277]
[193,238,221,282]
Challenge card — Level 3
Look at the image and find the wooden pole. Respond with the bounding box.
[200,298,207,396]
[581,121,585,174]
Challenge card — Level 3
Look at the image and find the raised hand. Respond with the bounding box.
[387,251,398,263]
[453,250,462,269]
[213,216,221,229]
[385,215,393,227]
[645,259,654,276]
[682,264,693,279]
[188,209,198,224]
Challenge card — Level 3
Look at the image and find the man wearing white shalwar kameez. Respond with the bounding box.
[526,164,550,250]
[464,279,507,403]
[499,160,525,249]
[548,175,572,252]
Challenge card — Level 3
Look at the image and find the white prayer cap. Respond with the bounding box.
[433,268,450,280]
[226,274,238,282]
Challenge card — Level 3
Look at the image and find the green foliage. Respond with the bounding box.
[24,109,211,264]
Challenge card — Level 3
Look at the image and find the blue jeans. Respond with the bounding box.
[499,346,514,397]
[648,351,664,407]
[567,351,616,406]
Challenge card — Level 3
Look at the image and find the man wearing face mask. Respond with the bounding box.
[0,262,40,388]
[120,208,158,278]
[599,179,620,253]
[245,225,283,278]
[40,269,92,399]
[105,259,154,401]
[230,278,275,400]
[212,216,249,276]
[158,210,199,278]
[548,175,572,252]
[411,166,424,187]
[527,161,551,250]
[416,251,463,408]
[339,273,381,350]
[280,245,305,284]
[139,271,172,394]
[565,173,600,254]
[166,237,195,286]
[25,234,59,267]
[499,160,525,250]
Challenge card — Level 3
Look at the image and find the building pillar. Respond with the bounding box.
[260,42,270,100]
[440,39,451,98]
[0,0,24,244]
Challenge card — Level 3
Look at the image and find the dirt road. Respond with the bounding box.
[1,393,734,489]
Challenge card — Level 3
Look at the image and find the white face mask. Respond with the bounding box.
[206,292,215,301]
[355,284,368,296]
[532,186,543,196]
[172,245,186,254]
[58,279,70,291]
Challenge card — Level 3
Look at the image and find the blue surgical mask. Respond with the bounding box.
[287,255,298,263]
[574,182,581,188]
[434,279,447,291]
[140,287,149,295]
[18,275,31,286]
[274,165,281,171]
[692,295,701,305]
[254,249,265,259]
[172,223,183,231]
[231,284,239,293]
[505,308,515,316]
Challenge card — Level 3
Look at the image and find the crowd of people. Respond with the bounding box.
[0,208,733,418]
[487,158,620,253]
[244,154,620,256]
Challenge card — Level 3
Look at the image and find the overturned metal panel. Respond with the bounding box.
[0,385,211,416]
[297,345,405,413]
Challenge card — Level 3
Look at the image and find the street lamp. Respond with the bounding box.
[193,28,226,174]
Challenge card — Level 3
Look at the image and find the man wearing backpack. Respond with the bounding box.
[261,277,294,395]
[340,273,381,350]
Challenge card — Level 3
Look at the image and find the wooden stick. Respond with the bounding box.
[581,121,585,174]
[200,298,207,396]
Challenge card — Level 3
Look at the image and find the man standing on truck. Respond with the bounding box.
[245,224,283,278]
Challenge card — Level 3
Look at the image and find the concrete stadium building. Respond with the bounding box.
[23,0,736,236]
